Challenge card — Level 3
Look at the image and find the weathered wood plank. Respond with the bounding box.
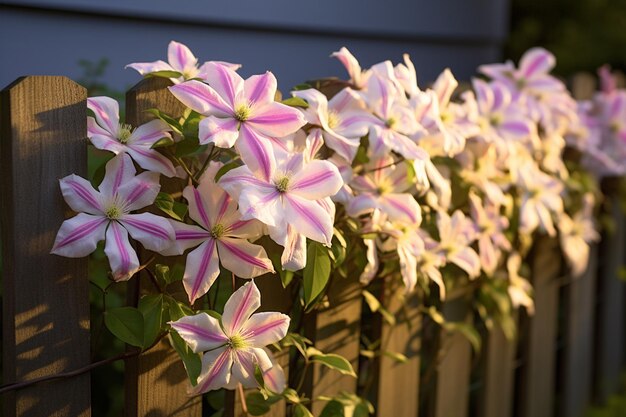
[124,77,202,417]
[518,236,561,417]
[559,244,598,417]
[433,296,472,417]
[593,191,626,403]
[375,282,421,417]
[480,324,516,417]
[304,274,362,416]
[1,76,91,417]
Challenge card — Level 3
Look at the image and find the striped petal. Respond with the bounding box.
[99,154,136,197]
[88,118,124,153]
[449,247,481,278]
[126,60,172,76]
[519,48,555,78]
[105,221,140,281]
[235,124,276,182]
[126,146,176,177]
[216,237,275,278]
[51,214,107,257]
[198,116,239,148]
[60,174,104,215]
[289,160,343,200]
[183,184,214,230]
[263,358,286,394]
[169,80,232,117]
[331,47,363,87]
[183,239,220,304]
[117,171,161,211]
[120,212,174,252]
[247,102,306,138]
[268,224,307,271]
[190,347,232,395]
[169,312,228,353]
[203,62,244,108]
[128,119,171,146]
[222,281,261,337]
[164,220,211,256]
[284,194,334,245]
[167,40,198,74]
[231,350,259,388]
[240,311,290,347]
[380,193,422,224]
[87,96,120,135]
[244,72,278,107]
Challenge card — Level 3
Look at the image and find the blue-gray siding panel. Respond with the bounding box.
[0,8,503,93]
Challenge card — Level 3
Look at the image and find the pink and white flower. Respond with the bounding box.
[51,154,174,280]
[87,96,177,177]
[468,193,512,275]
[435,210,481,278]
[169,281,289,394]
[169,65,306,181]
[126,40,240,84]
[164,171,274,304]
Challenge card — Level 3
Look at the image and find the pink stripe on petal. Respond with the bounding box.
[190,239,217,302]
[176,230,211,240]
[122,217,171,241]
[111,222,131,276]
[172,322,226,344]
[286,196,327,239]
[193,188,212,229]
[195,348,231,394]
[65,179,102,212]
[230,285,254,333]
[236,125,274,182]
[55,217,107,249]
[246,72,273,104]
[218,239,272,269]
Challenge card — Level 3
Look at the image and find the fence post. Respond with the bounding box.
[480,323,516,417]
[304,274,362,416]
[593,182,626,403]
[1,76,91,416]
[374,282,421,417]
[123,77,202,417]
[559,244,598,417]
[517,236,562,417]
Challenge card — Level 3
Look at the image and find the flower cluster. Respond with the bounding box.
[51,42,610,402]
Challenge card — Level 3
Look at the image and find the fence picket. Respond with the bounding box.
[123,77,202,417]
[1,76,91,417]
[480,325,516,417]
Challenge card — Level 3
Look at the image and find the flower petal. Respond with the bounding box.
[244,72,278,107]
[190,346,232,395]
[222,281,261,336]
[246,102,306,138]
[128,119,171,146]
[263,359,286,394]
[198,116,240,148]
[240,311,290,347]
[164,220,211,255]
[235,124,276,182]
[51,214,107,257]
[116,171,161,212]
[169,80,232,117]
[217,237,275,278]
[88,118,124,153]
[120,212,174,252]
[169,312,228,353]
[87,96,120,135]
[203,62,244,108]
[60,174,104,215]
[380,193,422,224]
[268,224,307,271]
[99,154,136,197]
[284,194,334,245]
[449,247,481,278]
[126,146,177,177]
[105,221,140,281]
[183,239,221,304]
[167,40,198,73]
[231,350,259,388]
[289,160,343,200]
[519,47,555,79]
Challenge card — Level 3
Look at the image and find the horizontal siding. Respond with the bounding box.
[0,5,507,93]
[0,0,509,41]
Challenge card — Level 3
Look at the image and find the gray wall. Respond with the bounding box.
[0,0,510,93]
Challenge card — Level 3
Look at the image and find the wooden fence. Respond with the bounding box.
[1,75,626,417]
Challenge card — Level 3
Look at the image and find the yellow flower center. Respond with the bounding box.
[228,334,247,350]
[211,223,225,239]
[386,117,397,129]
[327,111,340,129]
[275,176,290,193]
[105,206,122,220]
[118,123,134,144]
[235,104,251,122]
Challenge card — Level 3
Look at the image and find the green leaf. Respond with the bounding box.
[281,96,309,108]
[362,290,380,312]
[146,70,183,79]
[167,297,194,322]
[383,350,408,363]
[292,83,313,91]
[303,241,331,309]
[214,160,243,181]
[138,295,164,349]
[245,392,273,416]
[175,136,206,157]
[150,136,175,149]
[308,350,357,377]
[444,322,482,353]
[294,404,314,417]
[282,388,300,404]
[104,307,144,348]
[145,108,183,134]
[155,192,188,221]
[169,331,202,385]
[319,401,344,417]
[282,333,311,359]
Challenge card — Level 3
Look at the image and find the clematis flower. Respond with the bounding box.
[51,154,174,280]
[87,96,177,177]
[331,47,369,89]
[347,155,422,224]
[506,253,534,314]
[469,192,512,275]
[292,88,373,162]
[170,281,290,394]
[163,170,274,303]
[558,194,600,276]
[435,210,481,278]
[219,151,343,246]
[126,40,241,84]
[169,65,306,181]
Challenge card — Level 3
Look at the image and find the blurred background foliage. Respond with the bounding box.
[507,0,626,75]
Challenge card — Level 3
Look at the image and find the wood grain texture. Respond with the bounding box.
[434,296,472,417]
[560,244,598,417]
[593,194,626,403]
[518,236,562,417]
[123,77,202,417]
[304,274,362,416]
[1,76,90,417]
[480,325,516,417]
[375,282,421,417]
